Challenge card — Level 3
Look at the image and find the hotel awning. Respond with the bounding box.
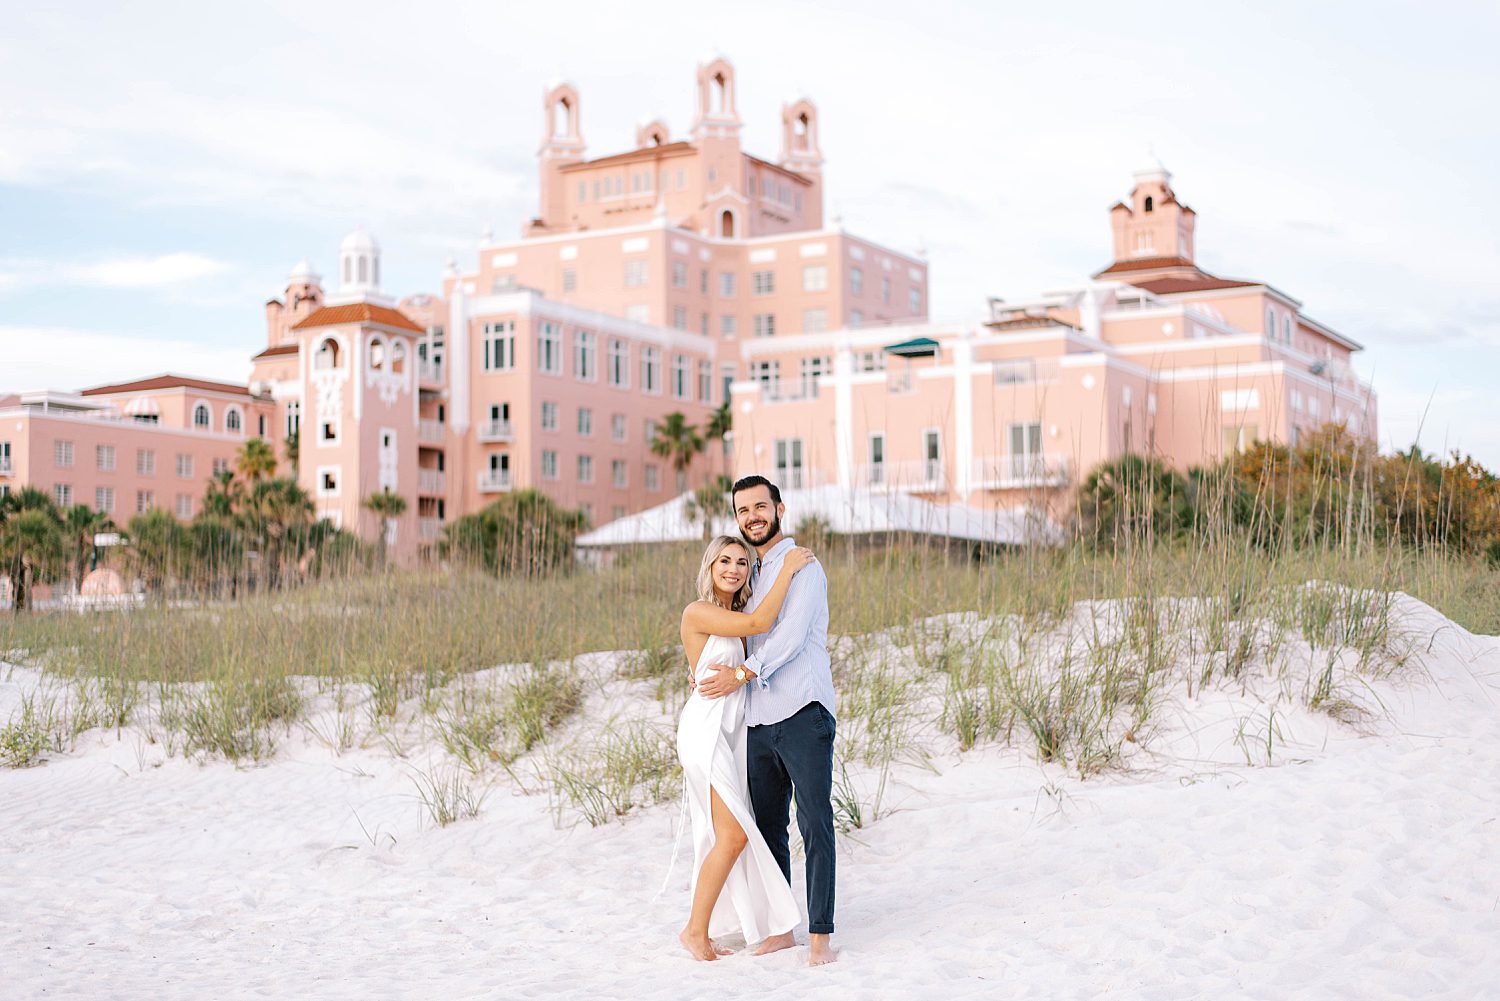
[883,336,940,358]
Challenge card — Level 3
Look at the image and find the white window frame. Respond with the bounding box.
[611,414,627,442]
[802,264,828,292]
[316,466,341,499]
[192,400,212,430]
[538,322,562,375]
[541,401,559,432]
[95,444,114,471]
[574,329,596,382]
[607,338,630,388]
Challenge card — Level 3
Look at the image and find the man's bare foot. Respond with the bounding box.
[808,934,837,966]
[752,931,796,956]
[678,929,730,961]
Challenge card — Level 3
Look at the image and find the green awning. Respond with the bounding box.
[883,336,940,358]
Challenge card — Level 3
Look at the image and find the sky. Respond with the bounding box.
[2,0,1497,468]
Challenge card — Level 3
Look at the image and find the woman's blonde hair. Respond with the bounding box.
[697,535,754,611]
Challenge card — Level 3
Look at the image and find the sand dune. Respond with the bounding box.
[3,592,1498,1000]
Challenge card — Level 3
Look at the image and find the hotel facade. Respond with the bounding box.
[1,58,1375,564]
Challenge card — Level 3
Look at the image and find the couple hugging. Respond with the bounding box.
[673,475,838,967]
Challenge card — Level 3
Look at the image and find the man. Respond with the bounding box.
[696,475,837,967]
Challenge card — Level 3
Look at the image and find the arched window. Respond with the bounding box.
[193,404,210,429]
[1265,306,1276,338]
[391,341,407,374]
[369,336,386,371]
[343,257,351,284]
[1144,195,1154,213]
[372,256,379,287]
[720,209,735,239]
[358,255,368,284]
[316,338,340,370]
[226,408,242,432]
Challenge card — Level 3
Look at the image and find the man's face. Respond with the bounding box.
[734,485,784,547]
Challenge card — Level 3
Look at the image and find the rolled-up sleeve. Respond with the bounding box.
[743,566,825,688]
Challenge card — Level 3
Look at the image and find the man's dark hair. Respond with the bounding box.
[731,474,781,506]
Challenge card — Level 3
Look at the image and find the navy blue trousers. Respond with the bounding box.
[746,701,836,935]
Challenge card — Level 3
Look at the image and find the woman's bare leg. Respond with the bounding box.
[679,786,749,961]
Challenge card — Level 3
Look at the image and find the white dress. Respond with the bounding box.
[676,633,801,943]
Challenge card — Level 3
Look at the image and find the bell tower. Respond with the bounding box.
[780,97,824,229]
[1109,159,1197,264]
[537,82,585,230]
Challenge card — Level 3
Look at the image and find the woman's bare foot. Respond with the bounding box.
[752,931,797,956]
[678,929,728,961]
[808,934,837,966]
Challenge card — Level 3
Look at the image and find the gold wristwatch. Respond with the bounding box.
[735,667,749,685]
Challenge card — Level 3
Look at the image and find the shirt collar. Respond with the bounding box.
[758,536,796,568]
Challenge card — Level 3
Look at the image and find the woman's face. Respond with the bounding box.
[712,545,752,596]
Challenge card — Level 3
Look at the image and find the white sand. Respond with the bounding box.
[3,592,1498,1000]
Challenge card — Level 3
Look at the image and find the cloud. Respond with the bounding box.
[0,326,250,391]
[68,252,232,288]
[0,253,233,292]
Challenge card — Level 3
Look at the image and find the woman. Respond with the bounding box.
[675,535,814,961]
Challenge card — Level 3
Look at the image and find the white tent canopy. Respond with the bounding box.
[576,486,1058,549]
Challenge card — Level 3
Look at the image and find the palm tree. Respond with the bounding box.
[283,429,300,471]
[1,490,64,612]
[125,508,186,596]
[238,477,315,590]
[650,412,704,493]
[62,504,113,594]
[361,488,408,567]
[201,468,242,519]
[236,436,278,482]
[704,403,733,481]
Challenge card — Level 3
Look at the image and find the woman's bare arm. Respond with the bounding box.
[681,547,814,639]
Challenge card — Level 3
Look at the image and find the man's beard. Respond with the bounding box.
[741,512,781,547]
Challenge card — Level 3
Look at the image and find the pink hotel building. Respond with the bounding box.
[1,58,1375,564]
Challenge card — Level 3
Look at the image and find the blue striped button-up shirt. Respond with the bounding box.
[743,536,836,727]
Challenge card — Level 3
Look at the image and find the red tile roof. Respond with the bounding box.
[1094,256,1198,276]
[291,303,425,334]
[80,375,255,398]
[1131,276,1260,295]
[987,315,1081,332]
[252,343,300,360]
[561,141,696,171]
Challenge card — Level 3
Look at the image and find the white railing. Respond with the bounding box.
[418,469,445,494]
[419,360,444,384]
[477,418,513,442]
[992,358,1061,385]
[887,370,915,394]
[970,454,1071,489]
[854,460,946,492]
[758,380,821,403]
[0,456,11,476]
[477,469,513,493]
[419,517,442,541]
[771,467,829,491]
[418,419,444,444]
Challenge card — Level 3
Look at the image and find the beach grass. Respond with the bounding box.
[1,536,1494,826]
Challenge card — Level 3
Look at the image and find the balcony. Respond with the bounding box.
[770,467,828,491]
[477,469,513,493]
[418,360,444,385]
[855,460,946,493]
[971,454,1071,490]
[886,370,915,394]
[759,380,821,404]
[0,456,11,476]
[418,419,445,444]
[419,517,442,541]
[418,469,446,494]
[477,418,513,442]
